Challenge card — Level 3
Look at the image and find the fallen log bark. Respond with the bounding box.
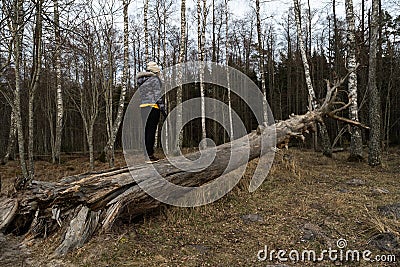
[0,74,367,255]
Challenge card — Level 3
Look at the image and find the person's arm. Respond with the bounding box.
[155,77,167,117]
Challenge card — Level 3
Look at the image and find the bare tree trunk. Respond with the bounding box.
[69,39,101,172]
[293,0,332,157]
[144,0,149,62]
[225,0,233,139]
[87,124,95,171]
[54,0,64,164]
[104,0,129,167]
[368,0,381,166]
[155,0,161,62]
[307,0,312,56]
[103,31,114,165]
[175,0,186,153]
[2,108,17,164]
[46,87,56,163]
[27,0,43,181]
[306,0,317,149]
[162,0,170,154]
[13,0,29,179]
[197,0,207,149]
[77,81,99,172]
[255,0,268,125]
[345,0,363,161]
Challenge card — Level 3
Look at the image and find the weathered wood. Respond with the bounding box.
[0,198,18,231]
[0,74,367,255]
[0,112,313,254]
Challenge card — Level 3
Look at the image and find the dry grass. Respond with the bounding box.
[1,147,399,266]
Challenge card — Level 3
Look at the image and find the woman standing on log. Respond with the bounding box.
[136,62,165,163]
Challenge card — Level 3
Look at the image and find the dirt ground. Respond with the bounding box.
[0,147,399,266]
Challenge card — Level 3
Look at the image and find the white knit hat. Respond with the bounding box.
[146,62,161,73]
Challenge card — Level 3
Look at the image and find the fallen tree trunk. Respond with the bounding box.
[0,76,367,255]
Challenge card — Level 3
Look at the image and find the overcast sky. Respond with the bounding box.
[125,0,397,58]
[127,0,376,34]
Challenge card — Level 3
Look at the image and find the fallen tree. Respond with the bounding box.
[0,75,367,256]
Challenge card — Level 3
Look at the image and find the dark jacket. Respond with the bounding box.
[136,71,163,106]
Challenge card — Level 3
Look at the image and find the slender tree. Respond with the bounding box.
[255,0,268,125]
[3,109,17,164]
[144,0,149,62]
[345,0,363,160]
[162,0,171,153]
[1,0,17,165]
[368,0,381,166]
[103,0,129,167]
[53,0,63,164]
[306,0,312,56]
[197,0,207,149]
[70,43,102,171]
[293,0,332,157]
[27,0,43,181]
[175,0,186,153]
[212,0,216,62]
[225,0,233,139]
[13,0,29,178]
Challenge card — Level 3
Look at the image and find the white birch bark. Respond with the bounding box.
[345,0,363,160]
[162,0,169,154]
[54,0,63,164]
[197,0,207,149]
[12,0,28,179]
[255,0,268,125]
[293,0,332,156]
[103,28,114,165]
[175,0,186,153]
[293,0,316,109]
[225,0,233,139]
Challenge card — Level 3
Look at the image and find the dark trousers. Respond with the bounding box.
[141,107,160,157]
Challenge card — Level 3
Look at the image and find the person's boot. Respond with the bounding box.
[145,155,159,163]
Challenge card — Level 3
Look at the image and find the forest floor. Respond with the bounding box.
[0,147,399,266]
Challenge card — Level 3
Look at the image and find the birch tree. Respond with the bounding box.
[345,0,363,160]
[225,0,233,139]
[368,0,381,166]
[293,0,332,157]
[255,0,268,125]
[143,0,149,62]
[175,0,186,153]
[197,0,207,149]
[103,0,129,167]
[13,0,29,178]
[53,0,63,164]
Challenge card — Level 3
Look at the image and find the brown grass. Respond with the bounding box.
[1,147,399,266]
